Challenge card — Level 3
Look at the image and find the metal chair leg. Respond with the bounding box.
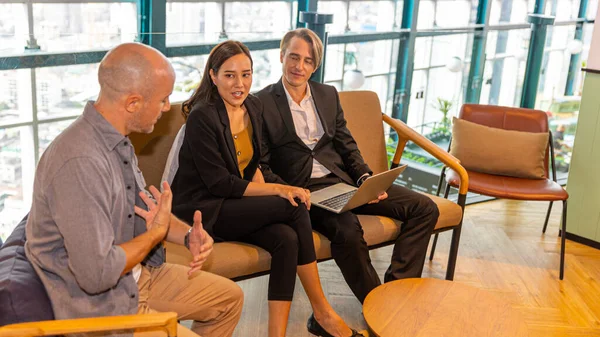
[560,200,567,280]
[445,225,462,281]
[430,184,452,261]
[435,167,447,197]
[445,192,466,281]
[543,201,553,233]
[429,234,439,261]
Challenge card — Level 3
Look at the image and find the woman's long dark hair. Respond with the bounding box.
[182,40,253,118]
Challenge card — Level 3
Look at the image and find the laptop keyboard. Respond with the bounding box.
[319,190,358,211]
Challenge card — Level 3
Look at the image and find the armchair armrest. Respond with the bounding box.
[383,115,469,196]
[0,312,178,337]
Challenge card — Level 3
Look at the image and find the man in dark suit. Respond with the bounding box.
[256,28,440,303]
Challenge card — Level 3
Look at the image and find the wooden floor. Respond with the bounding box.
[229,199,600,336]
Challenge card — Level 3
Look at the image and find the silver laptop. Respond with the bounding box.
[311,165,407,213]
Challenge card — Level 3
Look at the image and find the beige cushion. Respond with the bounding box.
[450,117,548,179]
[130,103,186,188]
[165,193,462,280]
[161,125,186,185]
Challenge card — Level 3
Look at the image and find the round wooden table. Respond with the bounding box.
[363,278,528,337]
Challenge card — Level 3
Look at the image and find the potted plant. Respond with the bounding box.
[428,97,453,142]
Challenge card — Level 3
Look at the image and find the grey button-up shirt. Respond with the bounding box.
[25,102,164,334]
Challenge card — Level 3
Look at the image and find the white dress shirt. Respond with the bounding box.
[282,83,331,178]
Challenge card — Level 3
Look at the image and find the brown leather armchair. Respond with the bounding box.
[430,104,569,280]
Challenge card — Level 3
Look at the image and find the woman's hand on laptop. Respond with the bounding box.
[368,191,388,204]
[275,185,311,209]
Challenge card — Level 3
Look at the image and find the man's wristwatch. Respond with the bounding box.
[184,227,192,250]
[357,174,371,187]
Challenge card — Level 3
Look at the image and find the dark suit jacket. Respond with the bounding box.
[171,95,263,230]
[256,79,371,188]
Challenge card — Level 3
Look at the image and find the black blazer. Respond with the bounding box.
[171,95,263,231]
[256,79,371,188]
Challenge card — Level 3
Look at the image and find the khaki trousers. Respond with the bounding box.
[134,263,243,337]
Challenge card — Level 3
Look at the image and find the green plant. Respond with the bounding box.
[431,97,453,135]
[386,136,400,163]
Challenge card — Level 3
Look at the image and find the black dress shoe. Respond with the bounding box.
[306,313,365,337]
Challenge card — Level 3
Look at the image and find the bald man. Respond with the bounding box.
[25,43,243,337]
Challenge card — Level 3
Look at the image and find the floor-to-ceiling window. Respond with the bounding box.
[0,0,595,240]
[0,0,138,240]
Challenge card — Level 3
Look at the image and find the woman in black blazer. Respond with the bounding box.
[171,41,362,337]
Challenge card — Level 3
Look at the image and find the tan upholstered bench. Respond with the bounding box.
[165,203,462,280]
[130,91,468,282]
